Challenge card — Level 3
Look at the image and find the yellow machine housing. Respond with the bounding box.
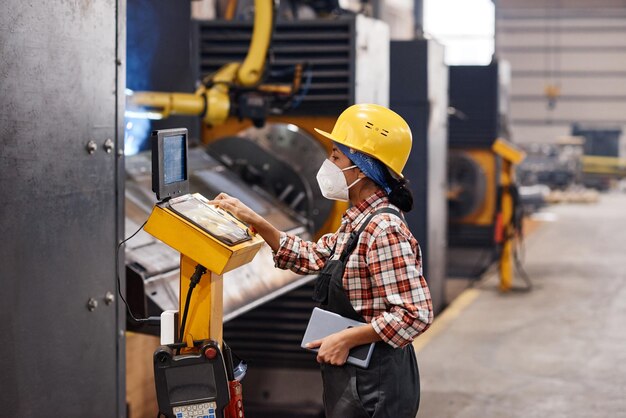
[449,148,499,226]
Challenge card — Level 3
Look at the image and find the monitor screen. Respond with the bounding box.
[163,135,186,185]
[152,128,189,201]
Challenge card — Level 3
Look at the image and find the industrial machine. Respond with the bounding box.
[516,141,583,191]
[581,155,626,189]
[447,62,513,278]
[573,125,626,190]
[446,62,530,291]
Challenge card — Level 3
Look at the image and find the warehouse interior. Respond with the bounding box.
[2,0,626,417]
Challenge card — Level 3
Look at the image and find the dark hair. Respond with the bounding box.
[385,170,413,212]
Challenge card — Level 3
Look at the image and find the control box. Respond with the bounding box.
[154,341,230,418]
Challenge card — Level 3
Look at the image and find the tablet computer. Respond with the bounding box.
[301,307,375,369]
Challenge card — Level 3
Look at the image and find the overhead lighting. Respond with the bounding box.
[124,110,164,120]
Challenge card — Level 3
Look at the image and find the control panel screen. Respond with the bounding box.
[168,194,251,246]
[163,135,186,185]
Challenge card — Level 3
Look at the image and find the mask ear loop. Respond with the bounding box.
[346,177,362,189]
[342,165,362,190]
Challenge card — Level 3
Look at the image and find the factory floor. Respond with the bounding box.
[414,192,626,417]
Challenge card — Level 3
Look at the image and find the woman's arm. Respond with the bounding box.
[210,192,337,274]
[210,192,281,251]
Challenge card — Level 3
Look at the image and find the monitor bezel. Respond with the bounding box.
[151,128,190,201]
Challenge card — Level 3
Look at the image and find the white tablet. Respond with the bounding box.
[301,307,375,369]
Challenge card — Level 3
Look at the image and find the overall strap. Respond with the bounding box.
[312,207,404,305]
[338,207,404,263]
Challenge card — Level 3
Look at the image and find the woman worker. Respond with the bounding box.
[211,103,433,418]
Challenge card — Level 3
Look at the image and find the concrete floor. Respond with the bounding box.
[416,193,626,418]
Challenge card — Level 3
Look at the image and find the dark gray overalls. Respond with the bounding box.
[312,207,421,418]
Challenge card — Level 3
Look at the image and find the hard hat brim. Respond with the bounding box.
[313,128,404,179]
[313,128,343,146]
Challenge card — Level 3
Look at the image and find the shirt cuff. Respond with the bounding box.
[371,313,413,348]
[273,232,293,269]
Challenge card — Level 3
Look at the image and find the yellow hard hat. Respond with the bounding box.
[314,103,412,178]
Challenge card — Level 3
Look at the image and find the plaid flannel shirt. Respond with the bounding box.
[274,190,433,348]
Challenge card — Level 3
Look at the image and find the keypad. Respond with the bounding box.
[172,401,216,418]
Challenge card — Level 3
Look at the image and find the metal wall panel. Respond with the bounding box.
[497,1,626,13]
[390,40,448,314]
[0,0,125,416]
[511,76,626,96]
[498,31,626,48]
[511,100,626,122]
[504,51,626,72]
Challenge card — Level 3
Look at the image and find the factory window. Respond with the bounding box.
[424,0,495,65]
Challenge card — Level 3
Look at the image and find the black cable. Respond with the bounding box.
[178,264,207,346]
[512,249,532,292]
[508,184,533,292]
[115,219,160,324]
[222,341,236,381]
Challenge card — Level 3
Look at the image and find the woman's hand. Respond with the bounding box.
[210,192,259,225]
[306,324,382,366]
[306,331,351,366]
[209,192,282,251]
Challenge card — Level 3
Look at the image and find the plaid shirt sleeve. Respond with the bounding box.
[273,232,337,275]
[366,220,434,348]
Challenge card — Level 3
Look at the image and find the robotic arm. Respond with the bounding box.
[127,0,292,127]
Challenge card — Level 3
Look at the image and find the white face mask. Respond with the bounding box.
[316,159,361,201]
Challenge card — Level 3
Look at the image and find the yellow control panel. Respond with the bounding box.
[144,193,264,275]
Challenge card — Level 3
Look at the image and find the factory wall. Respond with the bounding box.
[496,3,626,155]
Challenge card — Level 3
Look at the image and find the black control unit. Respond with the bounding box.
[154,341,230,418]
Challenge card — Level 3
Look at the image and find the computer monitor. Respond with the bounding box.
[151,128,190,201]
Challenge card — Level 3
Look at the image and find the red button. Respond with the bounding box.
[204,347,217,359]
